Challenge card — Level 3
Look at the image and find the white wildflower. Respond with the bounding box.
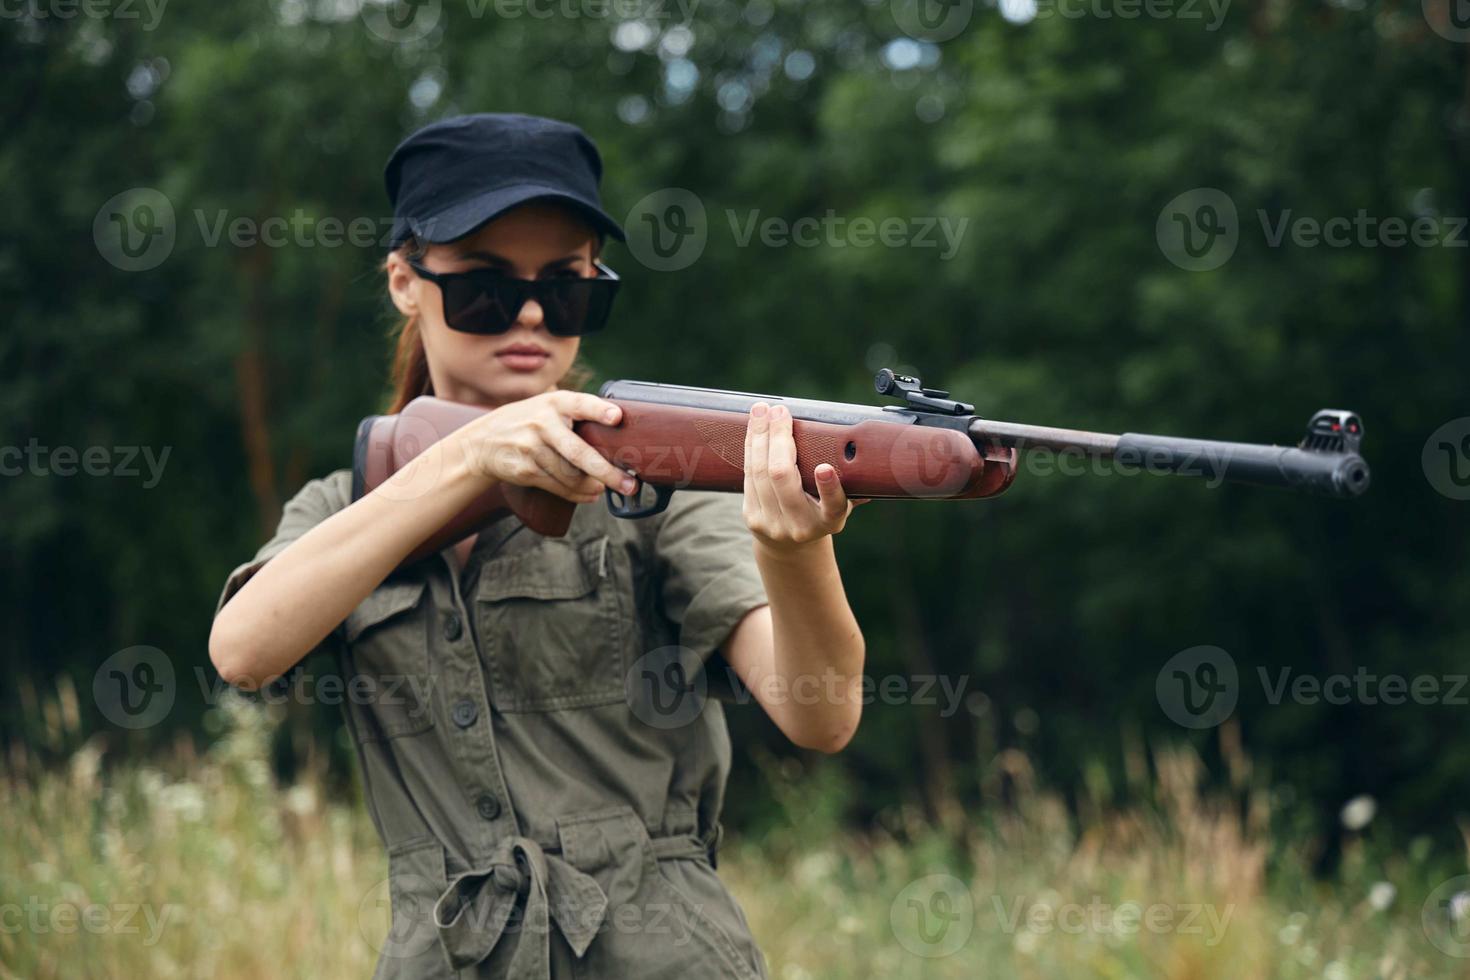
[1368,881,1395,911]
[159,782,206,822]
[285,784,317,817]
[1339,795,1376,831]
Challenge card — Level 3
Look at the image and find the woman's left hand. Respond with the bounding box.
[742,402,865,551]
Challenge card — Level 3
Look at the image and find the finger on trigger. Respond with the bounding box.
[529,443,591,496]
[546,425,636,494]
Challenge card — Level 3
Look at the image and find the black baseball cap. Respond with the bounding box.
[384,113,625,251]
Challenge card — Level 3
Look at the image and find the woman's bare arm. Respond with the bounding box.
[722,402,866,754]
[209,391,633,688]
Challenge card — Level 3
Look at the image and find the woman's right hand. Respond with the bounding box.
[451,390,639,504]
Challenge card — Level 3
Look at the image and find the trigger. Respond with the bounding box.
[604,478,675,519]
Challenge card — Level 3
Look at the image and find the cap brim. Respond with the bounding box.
[393,184,626,249]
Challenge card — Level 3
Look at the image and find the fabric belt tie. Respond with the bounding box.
[431,829,717,977]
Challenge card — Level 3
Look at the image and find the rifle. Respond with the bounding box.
[353,369,1370,564]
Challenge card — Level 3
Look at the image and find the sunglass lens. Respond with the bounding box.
[542,280,617,337]
[442,277,522,334]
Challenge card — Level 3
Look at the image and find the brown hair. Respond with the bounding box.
[384,234,594,413]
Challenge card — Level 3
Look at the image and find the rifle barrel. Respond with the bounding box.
[969,419,1370,498]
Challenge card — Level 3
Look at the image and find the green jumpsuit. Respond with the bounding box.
[215,470,772,979]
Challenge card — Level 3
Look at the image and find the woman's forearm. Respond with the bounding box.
[209,439,490,688]
[750,535,865,752]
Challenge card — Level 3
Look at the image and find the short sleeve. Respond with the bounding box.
[214,469,354,618]
[653,489,769,662]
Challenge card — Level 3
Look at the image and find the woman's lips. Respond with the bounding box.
[496,351,549,370]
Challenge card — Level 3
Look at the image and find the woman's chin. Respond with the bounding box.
[465,370,557,405]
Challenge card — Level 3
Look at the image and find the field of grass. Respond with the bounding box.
[3,691,1468,979]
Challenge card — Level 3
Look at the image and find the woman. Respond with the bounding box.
[209,113,865,979]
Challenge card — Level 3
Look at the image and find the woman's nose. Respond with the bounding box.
[515,297,546,331]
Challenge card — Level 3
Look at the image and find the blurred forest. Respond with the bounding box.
[3,0,1468,862]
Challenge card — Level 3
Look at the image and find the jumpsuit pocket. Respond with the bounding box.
[343,579,436,741]
[370,837,452,980]
[475,536,626,712]
[556,806,765,980]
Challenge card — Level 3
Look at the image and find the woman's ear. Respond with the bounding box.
[385,249,420,317]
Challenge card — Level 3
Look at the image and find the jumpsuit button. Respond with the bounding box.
[451,699,478,728]
[442,612,463,642]
[476,794,501,821]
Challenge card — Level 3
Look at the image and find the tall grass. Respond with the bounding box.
[2,692,1466,979]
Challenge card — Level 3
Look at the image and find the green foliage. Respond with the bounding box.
[2,0,1466,859]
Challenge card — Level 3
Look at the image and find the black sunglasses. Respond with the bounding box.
[408,259,620,337]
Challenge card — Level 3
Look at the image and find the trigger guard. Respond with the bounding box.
[604,479,675,519]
